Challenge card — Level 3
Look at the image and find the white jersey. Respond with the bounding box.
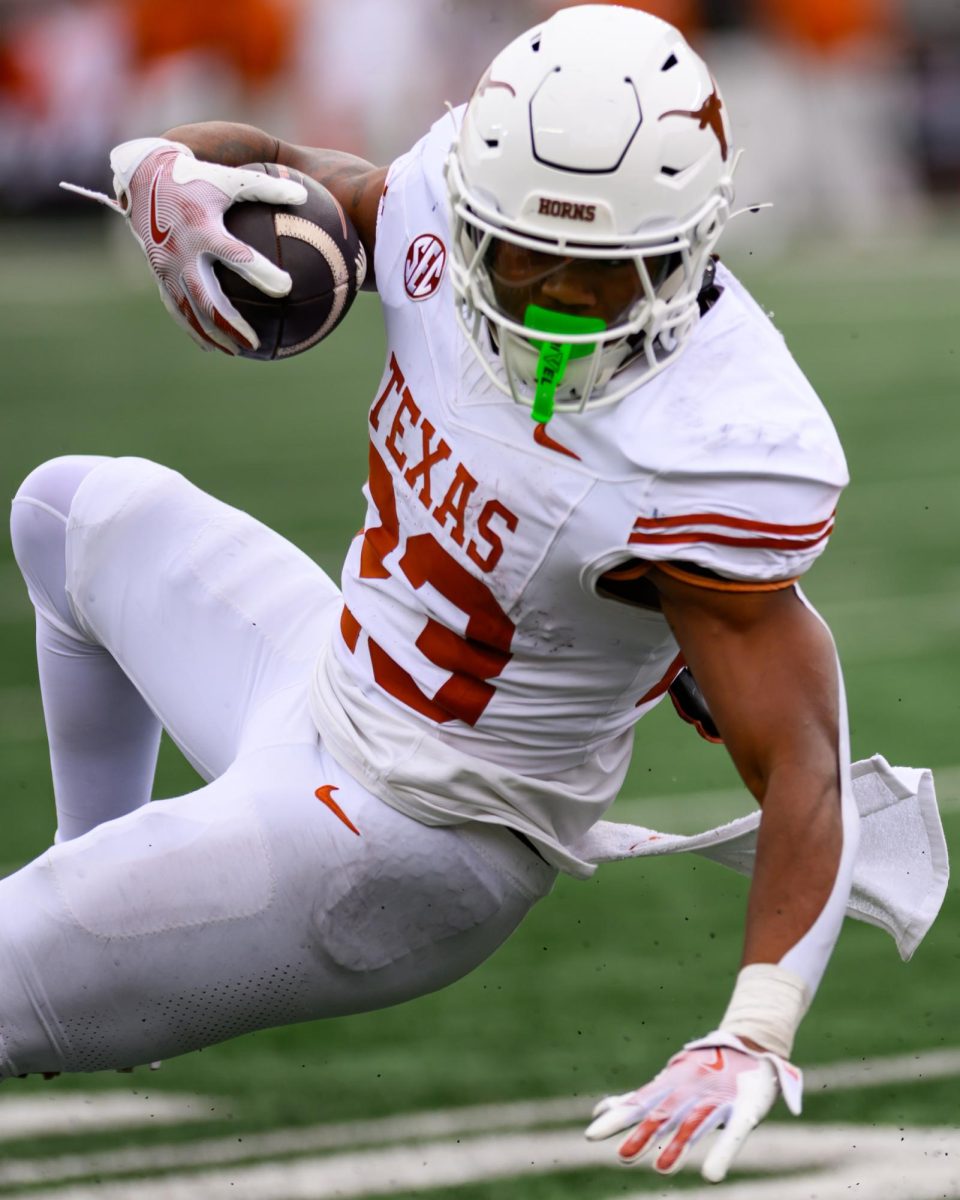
[309,110,849,876]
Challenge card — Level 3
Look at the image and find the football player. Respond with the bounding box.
[8,4,871,1183]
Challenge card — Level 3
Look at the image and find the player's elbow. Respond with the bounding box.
[750,748,842,818]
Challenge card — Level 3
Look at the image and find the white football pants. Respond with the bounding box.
[3,456,555,1076]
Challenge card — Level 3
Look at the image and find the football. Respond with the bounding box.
[213,163,367,361]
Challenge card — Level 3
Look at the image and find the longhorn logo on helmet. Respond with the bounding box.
[659,86,729,161]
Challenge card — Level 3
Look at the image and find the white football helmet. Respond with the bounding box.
[445,4,737,417]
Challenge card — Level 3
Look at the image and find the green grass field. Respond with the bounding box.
[0,222,957,1197]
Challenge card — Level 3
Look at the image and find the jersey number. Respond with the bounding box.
[346,443,515,726]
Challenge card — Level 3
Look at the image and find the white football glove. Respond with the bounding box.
[585,1031,802,1183]
[61,138,307,354]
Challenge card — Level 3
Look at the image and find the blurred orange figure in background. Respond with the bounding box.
[543,0,703,39]
[128,0,295,88]
[755,0,898,55]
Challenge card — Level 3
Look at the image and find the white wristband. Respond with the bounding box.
[719,963,811,1059]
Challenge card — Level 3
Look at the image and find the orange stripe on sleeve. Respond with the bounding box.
[654,562,800,593]
[628,528,832,552]
[600,561,651,583]
[632,509,835,536]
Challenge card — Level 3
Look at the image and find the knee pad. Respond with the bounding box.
[11,456,110,636]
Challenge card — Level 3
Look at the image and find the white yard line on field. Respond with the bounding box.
[804,1046,960,1090]
[0,1091,213,1141]
[0,1046,958,1192]
[820,588,960,665]
[613,762,960,832]
[0,1096,589,1188]
[621,1124,960,1200]
[9,1123,960,1200]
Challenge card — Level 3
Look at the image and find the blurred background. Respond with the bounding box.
[0,0,958,241]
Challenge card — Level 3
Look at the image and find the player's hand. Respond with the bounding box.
[61,138,307,354]
[585,1031,802,1182]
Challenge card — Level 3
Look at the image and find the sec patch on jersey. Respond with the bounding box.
[214,163,367,361]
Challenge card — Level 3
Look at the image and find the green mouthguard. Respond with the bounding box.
[524,305,606,424]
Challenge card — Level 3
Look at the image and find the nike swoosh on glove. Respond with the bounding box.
[585,1031,802,1182]
[61,138,307,354]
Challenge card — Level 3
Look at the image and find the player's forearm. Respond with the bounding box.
[162,121,282,169]
[654,576,860,1057]
[161,122,385,287]
[722,754,859,1057]
[164,122,377,189]
[742,761,843,967]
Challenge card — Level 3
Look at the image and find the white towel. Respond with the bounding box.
[571,756,949,961]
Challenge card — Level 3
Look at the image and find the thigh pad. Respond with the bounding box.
[47,786,274,938]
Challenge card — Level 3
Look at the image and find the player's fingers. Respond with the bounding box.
[157,282,225,354]
[589,1094,618,1122]
[209,227,293,299]
[181,298,238,355]
[700,1104,760,1183]
[232,172,308,208]
[217,244,294,299]
[211,305,256,352]
[168,156,305,211]
[653,1103,720,1174]
[701,1059,780,1183]
[586,1090,662,1140]
[171,279,242,356]
[185,260,259,352]
[586,1106,633,1140]
[617,1112,671,1163]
